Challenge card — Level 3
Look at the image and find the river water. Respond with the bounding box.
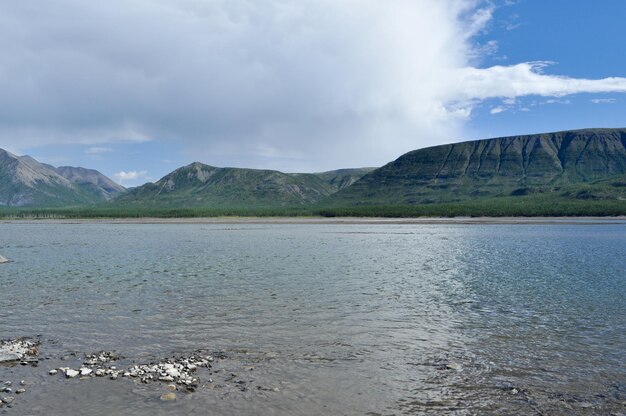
[1,221,625,415]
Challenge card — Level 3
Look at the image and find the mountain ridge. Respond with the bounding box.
[326,128,626,206]
[0,148,126,206]
[114,162,339,208]
[2,128,626,212]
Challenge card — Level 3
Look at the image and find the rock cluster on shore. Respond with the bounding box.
[0,339,39,364]
[1,339,278,409]
[50,351,213,392]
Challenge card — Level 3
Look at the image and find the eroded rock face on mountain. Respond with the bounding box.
[329,128,626,205]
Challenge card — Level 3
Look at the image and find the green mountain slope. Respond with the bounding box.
[114,162,340,208]
[325,128,626,206]
[311,168,376,191]
[0,149,125,207]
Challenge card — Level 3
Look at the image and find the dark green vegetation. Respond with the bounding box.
[1,172,624,218]
[1,129,625,217]
[326,128,626,207]
[0,149,125,207]
[114,163,373,208]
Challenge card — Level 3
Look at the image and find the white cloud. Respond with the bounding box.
[85,146,113,154]
[452,62,626,102]
[591,98,617,104]
[113,170,150,185]
[502,98,517,105]
[490,107,506,115]
[1,1,626,170]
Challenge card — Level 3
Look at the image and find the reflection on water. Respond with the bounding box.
[1,222,625,415]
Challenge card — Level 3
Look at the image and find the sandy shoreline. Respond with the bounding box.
[1,216,626,225]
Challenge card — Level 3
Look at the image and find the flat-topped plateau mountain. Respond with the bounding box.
[325,128,626,206]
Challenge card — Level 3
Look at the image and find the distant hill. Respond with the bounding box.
[55,166,126,201]
[0,149,125,206]
[325,128,626,206]
[114,162,349,208]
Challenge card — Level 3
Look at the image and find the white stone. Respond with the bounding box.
[49,369,58,375]
[65,369,79,378]
[80,368,93,376]
[165,368,180,378]
[0,255,9,264]
[0,351,21,363]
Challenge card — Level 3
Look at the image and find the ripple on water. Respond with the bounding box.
[1,222,625,415]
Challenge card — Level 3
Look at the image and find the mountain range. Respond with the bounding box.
[1,128,625,212]
[115,163,374,208]
[0,149,125,206]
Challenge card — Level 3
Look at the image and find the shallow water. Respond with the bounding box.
[1,222,625,415]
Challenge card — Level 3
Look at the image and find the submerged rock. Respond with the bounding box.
[0,255,8,264]
[160,392,176,401]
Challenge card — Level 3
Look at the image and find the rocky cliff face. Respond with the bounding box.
[327,129,626,205]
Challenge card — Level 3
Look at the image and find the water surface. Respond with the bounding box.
[1,222,625,414]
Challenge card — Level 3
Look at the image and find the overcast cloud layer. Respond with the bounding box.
[2,0,626,172]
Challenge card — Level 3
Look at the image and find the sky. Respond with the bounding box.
[1,0,626,187]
